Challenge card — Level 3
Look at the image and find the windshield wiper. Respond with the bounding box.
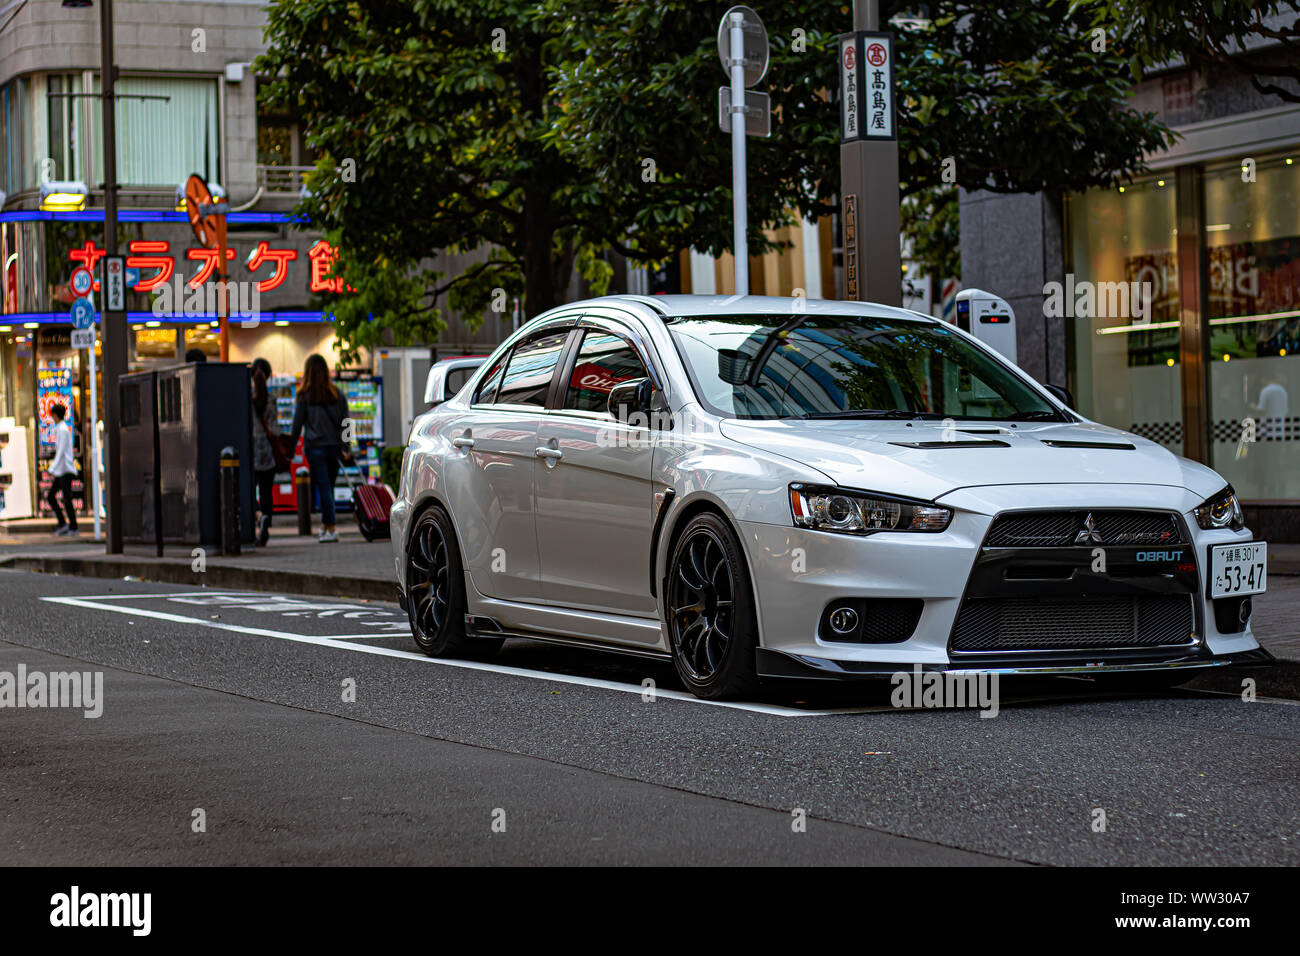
[1005,410,1066,421]
[799,409,939,420]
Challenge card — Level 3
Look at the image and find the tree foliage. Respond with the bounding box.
[259,0,1181,358]
[1107,0,1300,104]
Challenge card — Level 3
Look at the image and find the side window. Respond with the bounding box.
[495,331,570,407]
[473,354,508,405]
[563,330,651,413]
[446,366,476,397]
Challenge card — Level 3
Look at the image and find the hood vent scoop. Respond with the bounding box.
[889,439,1011,449]
[1040,439,1136,450]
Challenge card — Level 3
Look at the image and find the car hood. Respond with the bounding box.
[717,418,1225,503]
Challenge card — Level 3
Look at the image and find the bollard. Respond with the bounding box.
[219,446,241,556]
[296,466,312,535]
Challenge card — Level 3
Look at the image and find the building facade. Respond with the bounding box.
[0,0,514,518]
[961,55,1300,541]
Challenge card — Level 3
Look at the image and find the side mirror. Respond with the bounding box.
[608,377,654,424]
[423,371,442,407]
[1044,383,1074,410]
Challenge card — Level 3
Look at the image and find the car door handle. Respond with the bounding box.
[535,447,563,461]
[452,436,475,449]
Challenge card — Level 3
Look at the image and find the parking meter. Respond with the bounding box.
[955,288,1017,366]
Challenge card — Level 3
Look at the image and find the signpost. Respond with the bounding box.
[717,88,771,138]
[839,1,902,305]
[717,5,769,296]
[104,256,126,312]
[73,288,101,541]
[70,267,93,298]
[184,173,231,359]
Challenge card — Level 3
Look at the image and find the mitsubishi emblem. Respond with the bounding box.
[1074,512,1103,545]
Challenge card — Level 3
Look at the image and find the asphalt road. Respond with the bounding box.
[1,568,1297,866]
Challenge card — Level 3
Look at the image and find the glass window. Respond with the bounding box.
[1067,177,1181,448]
[133,328,178,360]
[445,365,476,397]
[495,331,569,407]
[669,315,1058,420]
[473,355,507,405]
[1205,152,1300,499]
[46,74,79,182]
[87,76,220,187]
[562,330,649,412]
[183,326,221,360]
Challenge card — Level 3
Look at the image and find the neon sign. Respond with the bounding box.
[68,240,350,295]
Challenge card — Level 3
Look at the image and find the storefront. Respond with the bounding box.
[0,209,381,519]
[1066,150,1300,535]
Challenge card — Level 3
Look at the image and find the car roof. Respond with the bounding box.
[584,293,938,325]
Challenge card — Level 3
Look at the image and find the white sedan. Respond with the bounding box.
[391,294,1270,699]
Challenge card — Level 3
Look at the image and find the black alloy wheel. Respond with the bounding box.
[406,506,501,659]
[666,513,760,699]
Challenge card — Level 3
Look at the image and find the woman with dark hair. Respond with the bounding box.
[288,353,349,542]
[249,357,279,546]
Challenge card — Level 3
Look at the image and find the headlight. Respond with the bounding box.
[789,483,952,534]
[1194,487,1244,531]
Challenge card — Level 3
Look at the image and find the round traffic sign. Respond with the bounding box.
[70,266,93,297]
[184,172,225,249]
[70,297,95,330]
[717,5,769,88]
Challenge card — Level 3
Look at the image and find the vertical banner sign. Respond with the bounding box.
[843,194,859,299]
[840,31,897,142]
[862,33,896,140]
[104,256,126,311]
[840,36,859,141]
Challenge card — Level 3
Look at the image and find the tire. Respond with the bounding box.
[405,505,502,659]
[664,512,761,700]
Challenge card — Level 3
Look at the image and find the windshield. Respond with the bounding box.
[668,314,1062,421]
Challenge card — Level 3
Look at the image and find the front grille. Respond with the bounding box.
[985,510,1184,548]
[950,595,1195,652]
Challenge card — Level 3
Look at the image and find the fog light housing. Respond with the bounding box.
[828,605,859,635]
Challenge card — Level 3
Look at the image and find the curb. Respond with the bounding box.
[0,555,397,603]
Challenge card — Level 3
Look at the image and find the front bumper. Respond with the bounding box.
[736,489,1266,679]
[755,645,1275,680]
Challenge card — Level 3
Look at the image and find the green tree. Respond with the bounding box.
[549,0,1177,278]
[259,0,1177,358]
[1106,1,1300,104]
[257,0,617,361]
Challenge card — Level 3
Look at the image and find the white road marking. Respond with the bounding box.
[41,594,858,717]
[45,590,1293,714]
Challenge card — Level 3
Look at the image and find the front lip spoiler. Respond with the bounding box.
[755,646,1275,680]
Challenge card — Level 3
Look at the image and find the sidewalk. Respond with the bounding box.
[0,524,395,601]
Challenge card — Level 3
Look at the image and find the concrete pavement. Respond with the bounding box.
[2,569,1297,866]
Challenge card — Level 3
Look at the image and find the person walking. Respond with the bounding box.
[250,357,281,547]
[288,354,349,543]
[47,402,79,536]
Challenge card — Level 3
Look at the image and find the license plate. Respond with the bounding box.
[1209,542,1267,598]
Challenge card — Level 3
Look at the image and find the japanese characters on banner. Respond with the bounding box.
[839,31,896,143]
[66,238,351,297]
